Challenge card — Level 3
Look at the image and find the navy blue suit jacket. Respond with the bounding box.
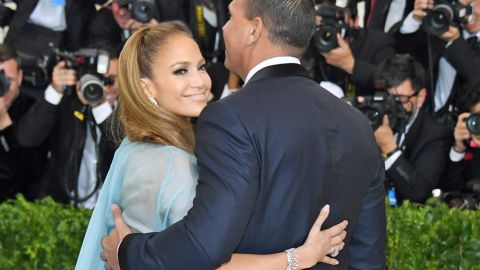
[119,64,386,269]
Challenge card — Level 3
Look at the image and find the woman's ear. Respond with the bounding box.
[140,78,154,98]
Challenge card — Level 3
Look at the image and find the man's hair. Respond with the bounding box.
[244,0,315,54]
[460,86,480,112]
[0,44,21,68]
[375,54,426,93]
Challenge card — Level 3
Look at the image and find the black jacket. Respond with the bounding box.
[17,95,116,204]
[0,95,47,201]
[309,28,396,96]
[387,110,453,203]
[440,147,480,193]
[5,0,96,55]
[393,26,480,118]
[119,64,386,270]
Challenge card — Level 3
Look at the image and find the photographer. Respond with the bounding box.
[89,0,186,48]
[307,0,395,97]
[373,54,452,204]
[0,44,46,202]
[394,0,480,125]
[3,0,96,95]
[440,88,480,208]
[16,47,119,208]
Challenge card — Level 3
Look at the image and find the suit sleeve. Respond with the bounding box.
[387,130,452,203]
[348,154,387,270]
[118,101,260,270]
[444,38,480,91]
[351,30,395,92]
[16,99,59,148]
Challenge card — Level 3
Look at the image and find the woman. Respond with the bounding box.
[76,21,347,270]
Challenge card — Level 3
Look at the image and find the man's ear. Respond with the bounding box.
[416,88,427,109]
[247,17,263,45]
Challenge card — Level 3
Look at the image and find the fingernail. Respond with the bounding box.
[112,204,118,211]
[323,204,330,212]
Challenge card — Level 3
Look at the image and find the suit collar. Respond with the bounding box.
[246,64,312,85]
[244,56,300,84]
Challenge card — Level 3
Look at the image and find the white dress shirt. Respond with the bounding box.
[29,0,66,31]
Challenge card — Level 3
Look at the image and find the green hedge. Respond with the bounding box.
[0,196,479,270]
[0,195,91,270]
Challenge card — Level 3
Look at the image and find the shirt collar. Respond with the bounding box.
[244,56,301,85]
[463,29,480,40]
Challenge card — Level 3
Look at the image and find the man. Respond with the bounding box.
[308,1,395,97]
[4,0,96,95]
[440,87,480,207]
[373,54,452,204]
[89,0,186,48]
[393,0,480,126]
[103,0,386,269]
[17,48,119,208]
[0,44,46,201]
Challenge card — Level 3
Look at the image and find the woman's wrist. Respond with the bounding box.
[292,246,314,269]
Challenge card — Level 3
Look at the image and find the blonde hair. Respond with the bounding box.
[112,21,196,154]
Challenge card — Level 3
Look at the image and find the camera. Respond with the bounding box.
[118,0,158,23]
[0,69,11,96]
[421,0,472,36]
[313,4,348,53]
[466,112,480,135]
[55,48,110,104]
[346,91,409,133]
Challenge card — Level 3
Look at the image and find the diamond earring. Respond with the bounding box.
[149,97,158,106]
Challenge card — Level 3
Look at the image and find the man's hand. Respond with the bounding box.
[453,112,471,153]
[321,34,355,74]
[412,0,434,22]
[112,0,132,29]
[0,98,12,130]
[125,18,160,33]
[374,115,398,154]
[440,26,461,42]
[101,205,133,270]
[51,61,77,94]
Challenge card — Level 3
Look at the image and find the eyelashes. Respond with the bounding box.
[172,64,207,76]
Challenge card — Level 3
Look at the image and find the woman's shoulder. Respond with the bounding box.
[118,138,196,169]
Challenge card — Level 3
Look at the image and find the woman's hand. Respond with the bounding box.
[296,205,348,268]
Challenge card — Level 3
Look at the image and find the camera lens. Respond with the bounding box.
[322,31,334,41]
[0,69,11,97]
[360,107,383,130]
[313,25,339,52]
[80,74,104,104]
[431,11,448,29]
[131,0,156,23]
[466,112,480,135]
[422,4,453,36]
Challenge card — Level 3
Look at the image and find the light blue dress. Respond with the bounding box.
[75,139,198,270]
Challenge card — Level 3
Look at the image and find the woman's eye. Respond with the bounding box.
[199,64,207,71]
[173,68,188,75]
